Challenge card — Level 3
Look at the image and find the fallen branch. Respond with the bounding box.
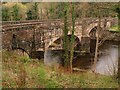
[72,68,87,72]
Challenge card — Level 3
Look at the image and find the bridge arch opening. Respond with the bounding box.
[89,26,103,38]
[89,26,97,38]
[44,35,81,67]
[12,48,29,58]
[89,26,103,54]
[48,35,81,51]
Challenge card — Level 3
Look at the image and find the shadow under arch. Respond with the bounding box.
[89,26,97,38]
[89,26,102,54]
[89,26,103,38]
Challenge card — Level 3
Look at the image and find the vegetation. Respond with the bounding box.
[26,10,33,20]
[70,3,75,72]
[109,25,120,32]
[12,4,21,21]
[2,51,118,88]
[2,2,118,21]
[63,3,69,68]
[2,2,119,88]
[32,3,39,20]
[2,7,10,21]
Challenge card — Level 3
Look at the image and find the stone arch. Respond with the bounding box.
[86,23,98,37]
[46,34,81,51]
[89,26,97,38]
[12,48,29,57]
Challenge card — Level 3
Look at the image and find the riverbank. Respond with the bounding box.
[2,50,118,88]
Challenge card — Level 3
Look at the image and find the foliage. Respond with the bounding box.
[70,3,75,72]
[2,7,10,21]
[48,3,56,19]
[109,25,120,32]
[2,3,27,21]
[26,10,32,20]
[63,3,69,68]
[56,3,65,19]
[2,2,119,21]
[18,56,30,63]
[32,3,39,20]
[12,4,22,21]
[26,3,39,20]
[113,3,120,31]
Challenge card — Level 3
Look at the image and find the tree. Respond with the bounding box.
[92,3,102,71]
[49,3,55,19]
[114,3,120,31]
[2,7,10,21]
[92,3,119,72]
[26,10,33,20]
[32,2,39,20]
[12,4,20,21]
[56,3,65,19]
[70,2,75,72]
[26,3,39,20]
[63,3,69,69]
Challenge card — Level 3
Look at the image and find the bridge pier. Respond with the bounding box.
[80,36,90,53]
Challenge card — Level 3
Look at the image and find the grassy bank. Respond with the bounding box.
[2,50,118,88]
[109,25,120,32]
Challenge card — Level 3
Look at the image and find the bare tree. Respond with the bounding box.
[92,3,119,72]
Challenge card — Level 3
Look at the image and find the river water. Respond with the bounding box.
[44,49,64,67]
[44,42,118,76]
[92,44,118,76]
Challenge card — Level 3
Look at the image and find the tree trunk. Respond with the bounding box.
[93,30,99,69]
[93,15,101,71]
[63,3,69,69]
[70,3,75,72]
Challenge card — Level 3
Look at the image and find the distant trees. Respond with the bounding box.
[48,3,56,19]
[26,3,39,20]
[56,3,65,19]
[26,10,33,20]
[2,3,27,21]
[115,7,120,18]
[114,3,120,30]
[2,7,10,21]
[32,3,39,20]
[2,2,118,21]
[12,4,21,21]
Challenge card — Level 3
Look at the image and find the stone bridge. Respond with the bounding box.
[2,18,118,56]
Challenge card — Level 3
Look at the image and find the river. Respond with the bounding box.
[44,42,118,76]
[92,44,118,76]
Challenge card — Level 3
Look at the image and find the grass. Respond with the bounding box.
[109,25,120,32]
[2,50,118,88]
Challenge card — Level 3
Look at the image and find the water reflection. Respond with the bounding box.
[44,49,64,67]
[44,43,118,76]
[92,45,118,75]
